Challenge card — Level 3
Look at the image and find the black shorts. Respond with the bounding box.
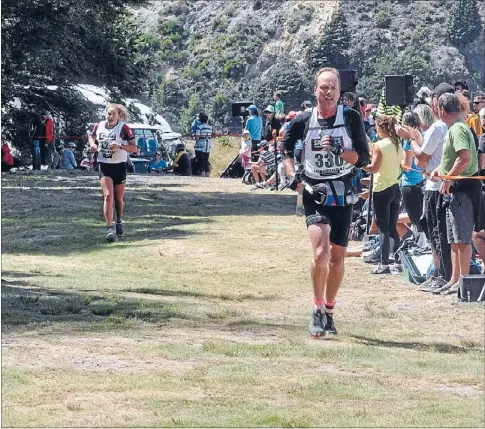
[303,190,353,247]
[98,162,126,185]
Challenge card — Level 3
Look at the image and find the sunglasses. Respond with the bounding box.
[473,101,484,104]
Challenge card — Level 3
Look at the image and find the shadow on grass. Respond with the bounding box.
[1,281,299,334]
[2,173,295,256]
[351,335,474,354]
[124,287,279,302]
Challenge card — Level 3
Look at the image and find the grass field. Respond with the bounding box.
[1,165,484,427]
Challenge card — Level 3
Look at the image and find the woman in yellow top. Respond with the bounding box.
[363,115,403,274]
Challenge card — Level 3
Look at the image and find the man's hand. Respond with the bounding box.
[440,180,452,195]
[288,173,302,192]
[430,167,441,182]
[90,144,98,153]
[321,136,344,156]
[395,124,412,140]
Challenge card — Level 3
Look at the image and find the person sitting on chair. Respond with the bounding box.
[173,143,192,176]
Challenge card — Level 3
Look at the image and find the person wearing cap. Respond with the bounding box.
[245,105,262,161]
[262,104,281,142]
[172,143,191,176]
[279,111,297,139]
[61,142,77,170]
[428,92,482,295]
[396,82,453,291]
[251,140,275,187]
[282,67,370,338]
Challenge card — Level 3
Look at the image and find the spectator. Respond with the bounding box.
[262,105,282,142]
[61,142,77,170]
[172,143,191,176]
[148,150,168,174]
[279,111,297,139]
[1,142,14,172]
[363,115,403,274]
[472,91,485,115]
[300,100,312,113]
[473,107,485,268]
[342,92,360,114]
[274,91,285,122]
[461,90,483,137]
[191,115,201,136]
[400,112,424,228]
[413,103,436,132]
[40,112,55,167]
[430,93,482,295]
[454,80,469,92]
[400,83,454,291]
[194,112,212,177]
[239,129,252,171]
[245,105,262,161]
[251,141,275,186]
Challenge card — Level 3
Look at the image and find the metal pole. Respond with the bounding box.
[365,173,374,235]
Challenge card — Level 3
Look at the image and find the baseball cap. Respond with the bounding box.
[431,83,455,98]
[247,104,257,113]
[286,111,297,120]
[242,129,250,135]
[263,105,275,113]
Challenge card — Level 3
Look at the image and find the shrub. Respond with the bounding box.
[375,11,392,28]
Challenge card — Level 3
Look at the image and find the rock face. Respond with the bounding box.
[132,0,485,133]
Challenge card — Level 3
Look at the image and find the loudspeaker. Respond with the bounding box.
[231,101,253,118]
[339,69,358,93]
[385,75,414,106]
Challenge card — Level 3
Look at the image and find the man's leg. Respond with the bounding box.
[473,232,485,269]
[308,223,331,304]
[457,243,472,278]
[307,223,331,338]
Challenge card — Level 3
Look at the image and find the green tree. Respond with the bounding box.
[180,94,203,134]
[1,0,150,154]
[308,7,350,73]
[446,0,482,47]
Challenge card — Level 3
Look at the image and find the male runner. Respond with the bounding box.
[282,68,369,337]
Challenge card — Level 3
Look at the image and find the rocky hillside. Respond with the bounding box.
[132,0,485,133]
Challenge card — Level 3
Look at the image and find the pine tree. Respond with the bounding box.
[446,0,482,47]
[308,7,350,73]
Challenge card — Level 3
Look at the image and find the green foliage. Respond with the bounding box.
[180,94,203,134]
[212,91,229,122]
[375,11,392,28]
[308,7,350,73]
[218,136,231,147]
[1,0,149,155]
[223,58,245,78]
[446,0,482,46]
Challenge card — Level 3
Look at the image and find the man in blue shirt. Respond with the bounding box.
[244,105,262,161]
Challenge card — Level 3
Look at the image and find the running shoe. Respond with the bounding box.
[371,264,391,274]
[116,220,124,238]
[443,283,460,296]
[432,282,453,295]
[309,308,325,338]
[419,275,438,291]
[420,276,447,292]
[390,263,403,275]
[106,226,117,242]
[324,313,337,335]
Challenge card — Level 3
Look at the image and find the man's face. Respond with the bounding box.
[264,112,274,120]
[479,114,485,129]
[473,96,485,113]
[431,95,441,118]
[315,72,340,110]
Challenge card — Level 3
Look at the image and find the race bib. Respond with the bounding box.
[99,136,114,159]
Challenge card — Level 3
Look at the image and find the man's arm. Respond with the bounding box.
[282,114,307,176]
[411,126,441,168]
[88,124,98,151]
